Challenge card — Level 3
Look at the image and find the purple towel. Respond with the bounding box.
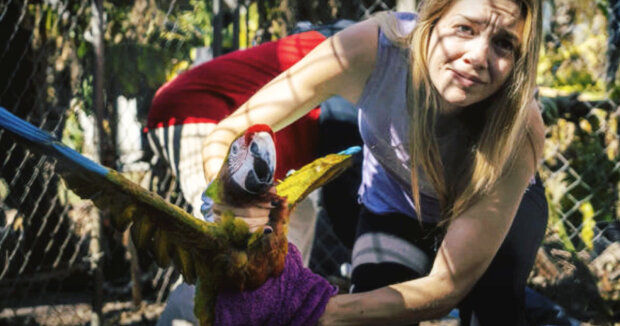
[215,243,338,326]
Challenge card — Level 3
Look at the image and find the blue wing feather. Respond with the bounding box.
[338,146,361,156]
[0,106,109,177]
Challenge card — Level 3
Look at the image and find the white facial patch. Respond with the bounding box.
[251,131,276,172]
[231,155,255,190]
[229,131,276,193]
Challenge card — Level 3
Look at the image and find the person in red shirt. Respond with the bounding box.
[146,31,325,223]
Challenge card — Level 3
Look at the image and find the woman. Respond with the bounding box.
[202,0,547,324]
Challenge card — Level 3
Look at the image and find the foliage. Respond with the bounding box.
[539,0,620,252]
[102,0,213,97]
[542,104,620,251]
[537,0,609,96]
[239,2,260,48]
[25,0,238,169]
[579,202,596,250]
[61,106,84,152]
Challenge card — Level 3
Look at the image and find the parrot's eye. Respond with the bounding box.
[231,143,239,155]
[250,142,259,156]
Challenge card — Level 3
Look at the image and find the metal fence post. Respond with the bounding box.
[90,0,105,324]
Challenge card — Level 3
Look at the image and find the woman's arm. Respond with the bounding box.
[318,100,546,326]
[201,20,379,182]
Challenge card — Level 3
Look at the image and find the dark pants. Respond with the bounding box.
[350,176,548,326]
[318,96,363,249]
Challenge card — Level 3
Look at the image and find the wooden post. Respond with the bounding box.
[245,1,250,47]
[396,0,417,12]
[213,0,223,57]
[128,234,143,307]
[233,4,240,51]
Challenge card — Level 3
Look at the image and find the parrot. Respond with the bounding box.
[205,124,277,209]
[0,106,360,326]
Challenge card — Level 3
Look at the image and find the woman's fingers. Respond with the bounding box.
[210,186,278,232]
[213,203,273,233]
[213,203,271,217]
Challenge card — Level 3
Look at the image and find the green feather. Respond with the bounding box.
[205,179,222,204]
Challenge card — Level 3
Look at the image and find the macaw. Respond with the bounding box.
[206,124,277,208]
[0,106,360,326]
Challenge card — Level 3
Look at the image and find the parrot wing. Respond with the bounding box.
[0,106,218,284]
[0,106,360,325]
[0,106,360,272]
[275,146,361,209]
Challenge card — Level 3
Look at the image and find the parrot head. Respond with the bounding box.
[226,124,276,195]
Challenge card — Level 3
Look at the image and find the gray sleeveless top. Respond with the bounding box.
[356,12,443,222]
[356,12,536,222]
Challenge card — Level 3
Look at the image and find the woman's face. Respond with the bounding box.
[427,0,524,113]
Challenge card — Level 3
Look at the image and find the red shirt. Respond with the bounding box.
[147,31,326,179]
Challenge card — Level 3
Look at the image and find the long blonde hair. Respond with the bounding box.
[374,0,542,223]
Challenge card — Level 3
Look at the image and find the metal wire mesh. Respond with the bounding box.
[0,0,619,324]
[0,0,96,324]
[0,0,196,324]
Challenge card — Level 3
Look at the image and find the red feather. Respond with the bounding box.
[244,124,275,145]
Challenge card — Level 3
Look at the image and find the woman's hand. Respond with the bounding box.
[212,203,272,231]
[202,185,276,233]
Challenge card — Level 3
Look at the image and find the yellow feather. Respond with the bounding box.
[276,152,357,208]
[153,228,171,267]
[174,245,196,284]
[130,216,155,249]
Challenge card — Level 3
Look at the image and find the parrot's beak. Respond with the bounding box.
[253,156,273,183]
[245,131,276,193]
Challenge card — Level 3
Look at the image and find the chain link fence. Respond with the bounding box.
[0,0,619,324]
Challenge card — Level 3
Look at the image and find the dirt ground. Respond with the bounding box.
[528,235,620,324]
[0,300,458,325]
